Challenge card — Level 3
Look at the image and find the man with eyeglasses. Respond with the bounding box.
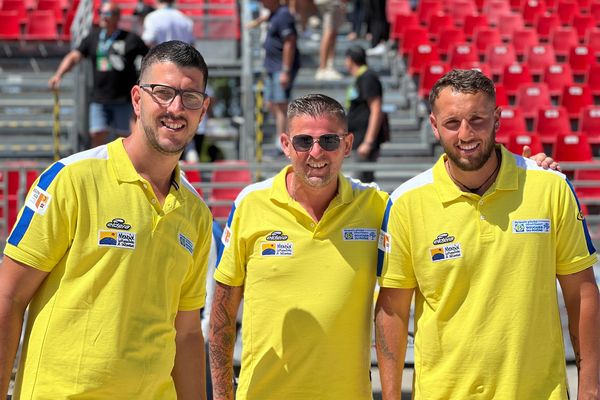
[49,2,148,148]
[1,41,212,399]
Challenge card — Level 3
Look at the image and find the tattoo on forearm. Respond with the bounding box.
[375,321,398,362]
[209,285,238,399]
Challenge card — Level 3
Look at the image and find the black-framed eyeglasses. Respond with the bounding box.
[139,83,207,110]
[291,133,349,152]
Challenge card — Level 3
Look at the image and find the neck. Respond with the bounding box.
[286,171,338,222]
[446,149,501,195]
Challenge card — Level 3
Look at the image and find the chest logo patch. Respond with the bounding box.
[261,242,293,256]
[106,218,131,230]
[343,228,378,241]
[430,243,462,262]
[26,186,51,216]
[512,219,551,234]
[98,230,136,249]
[179,233,194,255]
[266,230,288,241]
[433,233,455,245]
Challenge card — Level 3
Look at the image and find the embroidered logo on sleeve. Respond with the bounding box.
[512,219,551,233]
[222,226,232,248]
[378,230,391,253]
[430,243,462,262]
[98,230,136,249]
[343,228,378,241]
[179,233,194,255]
[26,187,52,215]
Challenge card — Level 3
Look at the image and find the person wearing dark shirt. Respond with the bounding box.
[345,45,384,182]
[49,2,149,148]
[262,0,300,148]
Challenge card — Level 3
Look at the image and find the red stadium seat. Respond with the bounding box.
[419,62,451,99]
[24,11,59,41]
[459,60,493,77]
[390,12,419,40]
[525,43,556,77]
[400,26,430,56]
[535,13,561,42]
[37,0,65,24]
[497,106,528,139]
[482,0,511,26]
[556,0,580,24]
[542,63,574,97]
[535,106,572,139]
[417,0,443,23]
[574,168,600,200]
[463,13,489,40]
[572,14,595,41]
[407,43,441,75]
[485,44,517,77]
[579,105,600,143]
[0,11,21,40]
[568,45,595,77]
[498,12,525,40]
[591,1,600,20]
[437,27,467,58]
[501,63,533,96]
[182,166,204,197]
[209,161,252,219]
[553,133,593,161]
[510,28,540,58]
[427,13,455,43]
[506,132,544,154]
[387,0,412,22]
[561,84,594,119]
[495,83,509,105]
[473,26,502,53]
[522,0,547,25]
[515,82,552,119]
[551,26,579,59]
[585,64,600,97]
[451,0,479,25]
[1,0,28,24]
[585,27,600,57]
[449,42,479,67]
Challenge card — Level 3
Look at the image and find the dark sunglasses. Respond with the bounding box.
[291,133,348,152]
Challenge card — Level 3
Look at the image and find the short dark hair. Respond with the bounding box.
[429,69,496,111]
[345,45,367,66]
[287,94,347,130]
[139,41,209,90]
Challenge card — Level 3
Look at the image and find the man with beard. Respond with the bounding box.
[375,69,600,399]
[0,41,212,399]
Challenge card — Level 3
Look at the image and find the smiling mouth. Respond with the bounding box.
[457,142,479,152]
[161,119,185,130]
[307,161,327,169]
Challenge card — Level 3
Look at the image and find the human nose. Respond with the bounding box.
[457,119,475,140]
[308,138,325,156]
[167,92,185,111]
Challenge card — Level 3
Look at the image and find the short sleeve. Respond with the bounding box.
[213,202,247,287]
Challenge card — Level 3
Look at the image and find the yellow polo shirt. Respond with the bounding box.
[215,166,388,400]
[378,145,597,399]
[4,138,212,399]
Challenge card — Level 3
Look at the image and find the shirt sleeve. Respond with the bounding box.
[555,180,598,275]
[3,163,76,272]
[358,72,383,101]
[278,10,297,40]
[213,201,247,287]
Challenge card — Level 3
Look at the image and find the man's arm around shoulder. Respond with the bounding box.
[0,256,48,397]
[208,281,243,400]
[558,266,600,399]
[375,286,414,400]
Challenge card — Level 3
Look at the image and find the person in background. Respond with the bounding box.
[142,0,194,47]
[2,41,213,399]
[48,2,148,148]
[364,0,389,56]
[376,69,600,399]
[314,0,345,80]
[261,0,301,152]
[345,45,384,182]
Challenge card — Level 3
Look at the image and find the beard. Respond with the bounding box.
[440,129,496,172]
[141,114,190,156]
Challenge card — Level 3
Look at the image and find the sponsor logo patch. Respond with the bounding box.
[222,226,231,247]
[378,230,391,253]
[179,233,194,255]
[512,219,551,233]
[106,218,131,230]
[433,233,455,245]
[430,243,462,262]
[343,228,378,241]
[265,230,288,241]
[260,241,293,256]
[98,230,136,249]
[577,210,585,221]
[26,186,51,215]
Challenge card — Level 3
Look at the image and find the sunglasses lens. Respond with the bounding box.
[292,135,314,151]
[319,134,341,151]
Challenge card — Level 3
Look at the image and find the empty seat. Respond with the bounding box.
[419,62,451,99]
[568,45,595,76]
[387,0,412,22]
[1,0,28,24]
[390,12,419,40]
[535,106,572,142]
[579,105,600,143]
[553,133,593,161]
[37,0,65,24]
[551,26,579,58]
[574,168,600,200]
[556,0,580,24]
[525,43,556,77]
[418,0,443,23]
[572,14,595,41]
[501,63,533,96]
[561,84,594,119]
[473,26,502,53]
[585,63,600,97]
[0,10,21,40]
[463,13,489,40]
[407,43,441,75]
[25,11,59,40]
[399,26,430,56]
[506,132,544,154]
[209,161,252,219]
[585,27,600,57]
[498,12,525,40]
[522,0,547,25]
[437,26,467,57]
[497,106,528,139]
[495,83,509,105]
[451,0,479,25]
[510,28,540,58]
[449,42,479,66]
[535,13,560,42]
[482,0,512,25]
[515,82,552,119]
[427,13,455,43]
[486,43,517,77]
[542,63,574,97]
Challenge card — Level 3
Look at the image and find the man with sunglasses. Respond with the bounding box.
[1,41,212,399]
[209,93,388,400]
[49,2,148,148]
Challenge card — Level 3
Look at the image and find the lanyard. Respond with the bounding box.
[98,28,120,57]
